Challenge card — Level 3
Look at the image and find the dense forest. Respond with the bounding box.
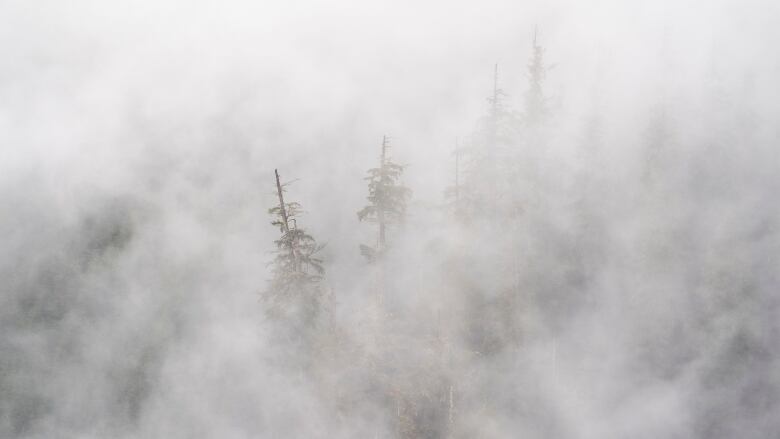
[1,1,779,438]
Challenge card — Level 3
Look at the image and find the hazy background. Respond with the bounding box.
[1,0,779,437]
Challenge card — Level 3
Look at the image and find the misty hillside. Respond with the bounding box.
[1,1,779,438]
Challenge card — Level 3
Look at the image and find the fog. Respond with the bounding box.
[1,0,779,437]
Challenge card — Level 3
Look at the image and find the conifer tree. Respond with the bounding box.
[265,169,325,326]
[510,28,553,214]
[485,64,514,151]
[457,65,518,221]
[357,135,411,262]
[523,28,549,127]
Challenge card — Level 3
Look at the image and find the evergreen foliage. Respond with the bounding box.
[265,169,325,324]
[357,135,411,260]
[523,28,550,127]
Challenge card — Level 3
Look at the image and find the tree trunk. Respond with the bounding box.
[275,169,297,270]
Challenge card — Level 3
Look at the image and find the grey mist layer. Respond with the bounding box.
[1,0,779,438]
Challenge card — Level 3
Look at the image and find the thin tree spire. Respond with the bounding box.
[378,135,390,248]
[533,24,538,47]
[275,169,297,270]
[358,135,411,262]
[275,169,290,234]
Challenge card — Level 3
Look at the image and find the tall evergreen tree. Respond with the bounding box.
[509,28,553,214]
[455,65,520,222]
[265,169,325,326]
[357,135,411,262]
[522,28,549,128]
[485,63,514,151]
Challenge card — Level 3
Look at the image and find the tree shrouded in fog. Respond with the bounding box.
[265,169,325,327]
[3,3,779,438]
[357,135,411,262]
[455,65,520,222]
[522,28,550,128]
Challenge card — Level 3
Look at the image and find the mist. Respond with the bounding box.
[2,0,779,438]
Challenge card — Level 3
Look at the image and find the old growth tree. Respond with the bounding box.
[357,135,411,262]
[265,169,325,328]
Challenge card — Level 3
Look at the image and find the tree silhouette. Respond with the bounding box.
[357,135,411,262]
